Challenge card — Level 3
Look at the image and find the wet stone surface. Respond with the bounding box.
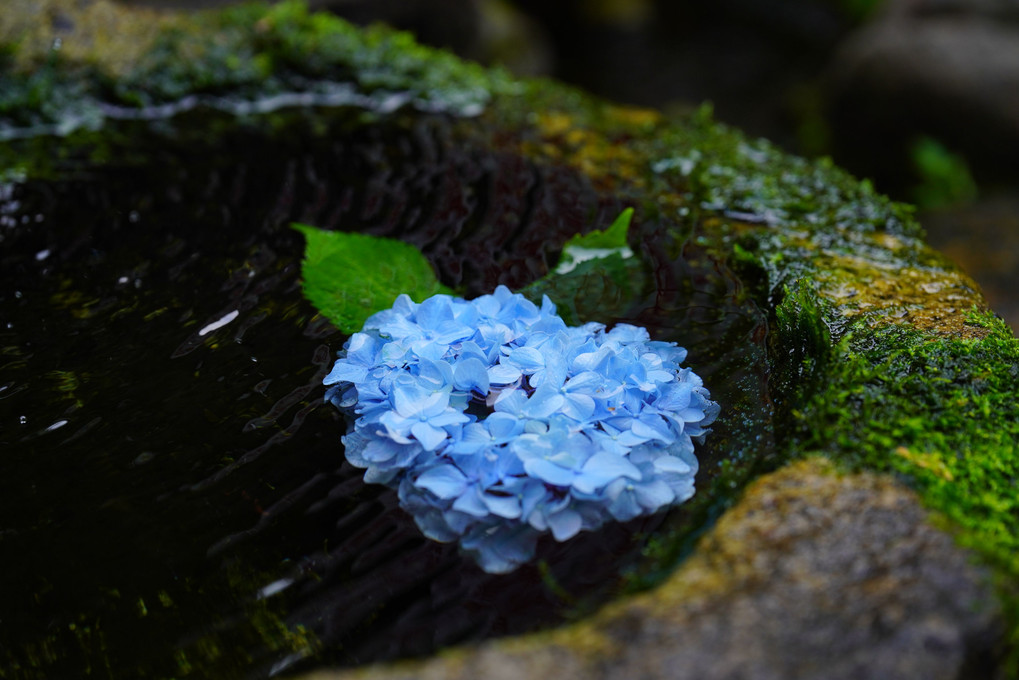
[308,459,1000,680]
[0,109,773,677]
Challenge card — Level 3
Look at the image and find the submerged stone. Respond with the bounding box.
[0,1,1016,678]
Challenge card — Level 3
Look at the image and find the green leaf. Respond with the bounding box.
[293,223,449,333]
[554,207,634,275]
[523,252,648,327]
[562,206,633,251]
[523,209,646,325]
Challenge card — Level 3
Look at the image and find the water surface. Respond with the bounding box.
[0,107,773,677]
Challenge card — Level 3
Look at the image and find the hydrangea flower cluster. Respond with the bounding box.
[324,286,719,573]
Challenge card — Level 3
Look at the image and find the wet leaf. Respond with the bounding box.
[524,209,645,326]
[555,207,634,275]
[294,223,449,333]
[562,206,633,252]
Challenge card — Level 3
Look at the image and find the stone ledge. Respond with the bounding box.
[305,458,1000,680]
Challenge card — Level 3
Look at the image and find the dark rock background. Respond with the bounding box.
[123,0,1019,330]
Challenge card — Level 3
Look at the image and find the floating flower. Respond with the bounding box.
[324,286,719,573]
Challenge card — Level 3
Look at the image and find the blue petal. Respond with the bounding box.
[616,429,650,447]
[452,487,489,517]
[393,383,445,418]
[573,452,641,494]
[517,479,549,519]
[411,421,448,451]
[378,411,414,443]
[488,363,522,385]
[341,430,370,467]
[412,509,459,542]
[563,370,603,392]
[429,410,470,428]
[410,340,448,362]
[654,454,695,476]
[415,465,467,499]
[561,393,595,422]
[434,508,469,535]
[416,358,454,389]
[605,481,643,521]
[492,525,540,563]
[323,360,368,386]
[364,466,400,485]
[379,340,412,365]
[361,438,402,463]
[605,323,649,343]
[523,458,576,486]
[455,340,488,363]
[547,508,582,541]
[669,478,696,504]
[505,346,544,372]
[485,412,524,440]
[588,450,642,478]
[326,384,358,409]
[631,417,674,443]
[462,524,539,574]
[635,478,675,510]
[453,357,491,395]
[540,351,568,388]
[416,294,454,328]
[482,492,522,519]
[523,385,565,419]
[493,387,527,414]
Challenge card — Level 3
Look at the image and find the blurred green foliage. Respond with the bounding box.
[910,136,978,210]
[837,0,885,21]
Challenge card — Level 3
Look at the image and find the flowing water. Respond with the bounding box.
[0,106,774,678]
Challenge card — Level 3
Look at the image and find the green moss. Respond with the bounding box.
[488,99,955,334]
[785,302,1019,577]
[648,105,918,236]
[636,105,1015,664]
[0,0,509,138]
[0,57,97,130]
[776,289,1019,671]
[628,107,990,339]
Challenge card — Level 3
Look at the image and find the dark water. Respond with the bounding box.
[0,107,773,678]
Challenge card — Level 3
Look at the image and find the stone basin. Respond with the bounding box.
[1,2,1015,678]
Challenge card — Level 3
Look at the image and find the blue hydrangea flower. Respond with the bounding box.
[324,286,719,573]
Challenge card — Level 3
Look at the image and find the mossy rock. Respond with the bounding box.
[1,1,1015,678]
[307,458,1001,680]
